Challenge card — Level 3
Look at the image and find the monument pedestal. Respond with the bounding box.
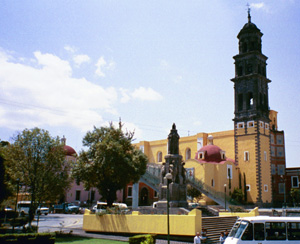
[156,124,188,209]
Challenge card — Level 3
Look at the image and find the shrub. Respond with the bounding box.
[0,233,55,243]
[129,234,156,244]
[229,205,248,212]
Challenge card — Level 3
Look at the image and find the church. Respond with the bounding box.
[129,10,287,208]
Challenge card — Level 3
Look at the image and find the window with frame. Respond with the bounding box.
[271,134,275,144]
[259,121,264,128]
[154,191,158,198]
[198,151,205,160]
[271,164,276,175]
[157,151,162,162]
[288,222,300,240]
[127,186,133,198]
[185,148,191,160]
[254,223,265,240]
[237,122,244,129]
[277,147,284,157]
[246,184,251,192]
[264,151,267,161]
[241,223,253,240]
[265,222,286,240]
[278,165,285,175]
[227,165,233,179]
[271,146,275,156]
[264,184,268,192]
[277,135,283,145]
[265,123,269,130]
[292,176,299,188]
[221,151,226,160]
[247,121,254,128]
[244,151,250,161]
[75,190,81,201]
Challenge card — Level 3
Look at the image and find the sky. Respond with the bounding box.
[0,1,299,167]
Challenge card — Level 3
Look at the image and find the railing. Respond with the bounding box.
[186,177,230,207]
[142,165,239,208]
[140,171,160,192]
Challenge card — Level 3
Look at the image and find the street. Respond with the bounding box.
[34,213,83,233]
[29,213,192,243]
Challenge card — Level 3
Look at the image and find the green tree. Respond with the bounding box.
[231,188,244,203]
[243,173,247,203]
[0,140,12,205]
[187,185,202,202]
[4,128,71,224]
[290,188,300,207]
[73,122,148,207]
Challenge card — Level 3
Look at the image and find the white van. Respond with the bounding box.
[17,201,31,215]
[93,202,129,213]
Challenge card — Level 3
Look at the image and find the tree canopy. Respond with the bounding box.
[4,128,72,222]
[73,122,148,206]
[0,140,12,205]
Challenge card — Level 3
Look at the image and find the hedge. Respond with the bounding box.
[0,233,55,244]
[129,234,156,244]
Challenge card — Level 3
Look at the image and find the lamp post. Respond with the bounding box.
[165,173,172,244]
[224,184,227,211]
[280,175,286,208]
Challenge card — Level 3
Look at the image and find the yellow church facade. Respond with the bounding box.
[135,115,275,206]
[132,12,285,207]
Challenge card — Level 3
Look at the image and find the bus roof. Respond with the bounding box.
[238,216,300,222]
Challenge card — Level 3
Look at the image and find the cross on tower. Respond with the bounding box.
[247,3,251,23]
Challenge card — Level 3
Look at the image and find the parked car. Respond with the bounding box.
[188,202,200,208]
[54,203,80,214]
[36,206,49,215]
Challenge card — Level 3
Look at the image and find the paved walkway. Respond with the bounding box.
[72,228,193,243]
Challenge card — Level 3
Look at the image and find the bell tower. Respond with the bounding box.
[231,8,272,205]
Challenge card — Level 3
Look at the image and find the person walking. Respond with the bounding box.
[194,231,203,244]
[219,232,226,244]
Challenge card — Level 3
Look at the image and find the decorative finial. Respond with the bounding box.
[247,3,251,23]
[208,135,214,145]
[61,135,66,145]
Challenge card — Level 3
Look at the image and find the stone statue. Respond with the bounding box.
[168,123,180,155]
[157,124,188,208]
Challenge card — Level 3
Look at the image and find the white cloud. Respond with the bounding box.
[0,49,118,132]
[34,51,72,77]
[131,87,163,101]
[119,87,163,103]
[73,54,91,67]
[119,88,131,103]
[95,56,115,77]
[64,45,76,53]
[250,2,270,13]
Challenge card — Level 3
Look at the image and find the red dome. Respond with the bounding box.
[64,145,77,156]
[197,144,224,163]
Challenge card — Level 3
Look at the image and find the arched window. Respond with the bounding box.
[157,151,162,162]
[185,148,191,160]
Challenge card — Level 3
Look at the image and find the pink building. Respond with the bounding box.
[62,137,123,207]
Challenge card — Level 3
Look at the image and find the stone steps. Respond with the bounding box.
[201,216,238,244]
